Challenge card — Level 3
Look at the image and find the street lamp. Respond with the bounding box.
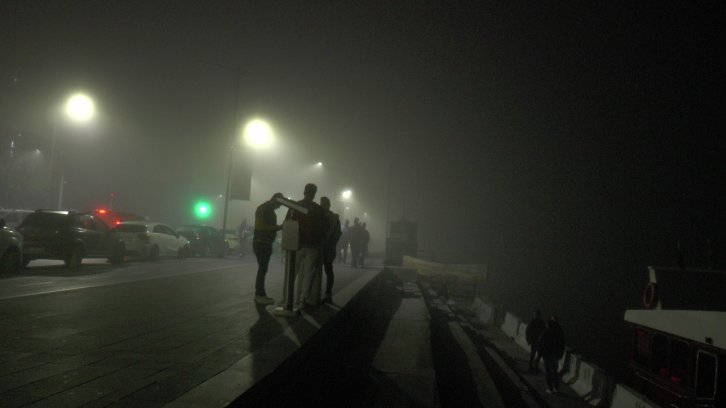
[49,92,96,209]
[221,117,274,235]
[243,119,273,148]
[340,189,353,216]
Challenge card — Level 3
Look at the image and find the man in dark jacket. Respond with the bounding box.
[320,197,341,303]
[349,217,362,268]
[525,310,546,372]
[538,316,566,394]
[252,193,283,305]
[287,183,327,308]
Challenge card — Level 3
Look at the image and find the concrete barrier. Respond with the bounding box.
[514,322,531,352]
[611,383,661,408]
[501,312,520,339]
[470,298,496,326]
[561,353,580,385]
[569,359,613,406]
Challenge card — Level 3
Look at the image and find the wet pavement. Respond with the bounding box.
[2,256,600,407]
[0,256,384,407]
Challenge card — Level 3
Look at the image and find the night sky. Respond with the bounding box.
[2,1,724,376]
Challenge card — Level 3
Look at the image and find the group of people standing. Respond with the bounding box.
[250,183,367,310]
[525,311,566,394]
[336,217,370,268]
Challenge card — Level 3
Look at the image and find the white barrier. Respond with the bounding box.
[569,360,613,406]
[501,312,520,339]
[471,298,496,326]
[475,297,621,407]
[611,384,661,408]
[561,353,580,385]
[514,322,531,352]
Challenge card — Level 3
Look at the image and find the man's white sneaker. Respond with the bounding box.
[255,295,275,305]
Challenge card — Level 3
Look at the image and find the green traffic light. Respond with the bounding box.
[194,201,212,219]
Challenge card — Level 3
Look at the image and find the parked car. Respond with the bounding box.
[113,221,190,261]
[0,208,32,229]
[0,218,23,273]
[16,210,124,270]
[177,225,228,257]
[93,208,148,228]
[223,229,242,255]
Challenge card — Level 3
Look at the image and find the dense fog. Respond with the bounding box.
[1,2,723,376]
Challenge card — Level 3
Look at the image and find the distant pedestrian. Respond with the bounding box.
[337,219,350,264]
[253,193,284,305]
[538,316,566,394]
[525,310,546,372]
[349,217,363,268]
[287,183,327,309]
[237,218,249,256]
[359,222,370,267]
[320,197,341,303]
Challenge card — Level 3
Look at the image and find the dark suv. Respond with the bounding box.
[17,210,124,269]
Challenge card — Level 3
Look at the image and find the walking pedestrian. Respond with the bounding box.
[525,310,546,372]
[360,222,370,267]
[538,316,566,394]
[252,193,284,305]
[237,218,249,257]
[320,197,341,303]
[349,217,363,268]
[337,219,350,264]
[287,183,327,309]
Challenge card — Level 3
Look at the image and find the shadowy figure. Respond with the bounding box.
[538,315,566,394]
[525,310,545,372]
[337,219,350,264]
[237,218,249,257]
[320,197,341,303]
[360,222,370,267]
[287,183,327,309]
[349,217,363,268]
[253,193,283,305]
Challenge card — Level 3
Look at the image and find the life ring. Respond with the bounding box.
[643,282,659,309]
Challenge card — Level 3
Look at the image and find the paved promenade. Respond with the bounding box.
[2,256,600,407]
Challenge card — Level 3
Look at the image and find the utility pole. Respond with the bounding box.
[221,65,242,236]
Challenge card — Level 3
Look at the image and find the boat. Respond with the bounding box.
[622,266,726,407]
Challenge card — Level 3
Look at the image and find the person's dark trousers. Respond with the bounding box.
[528,346,540,370]
[543,357,559,391]
[323,260,334,296]
[253,241,273,296]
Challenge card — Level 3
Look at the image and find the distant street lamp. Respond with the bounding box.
[340,189,353,216]
[49,92,96,209]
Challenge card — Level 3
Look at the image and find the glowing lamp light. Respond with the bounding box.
[244,119,273,148]
[316,162,323,167]
[342,190,352,200]
[65,93,95,122]
[194,201,212,220]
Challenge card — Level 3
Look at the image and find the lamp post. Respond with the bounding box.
[221,117,273,235]
[49,93,95,209]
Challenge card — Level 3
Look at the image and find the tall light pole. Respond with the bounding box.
[221,116,273,234]
[217,64,241,236]
[49,93,95,209]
